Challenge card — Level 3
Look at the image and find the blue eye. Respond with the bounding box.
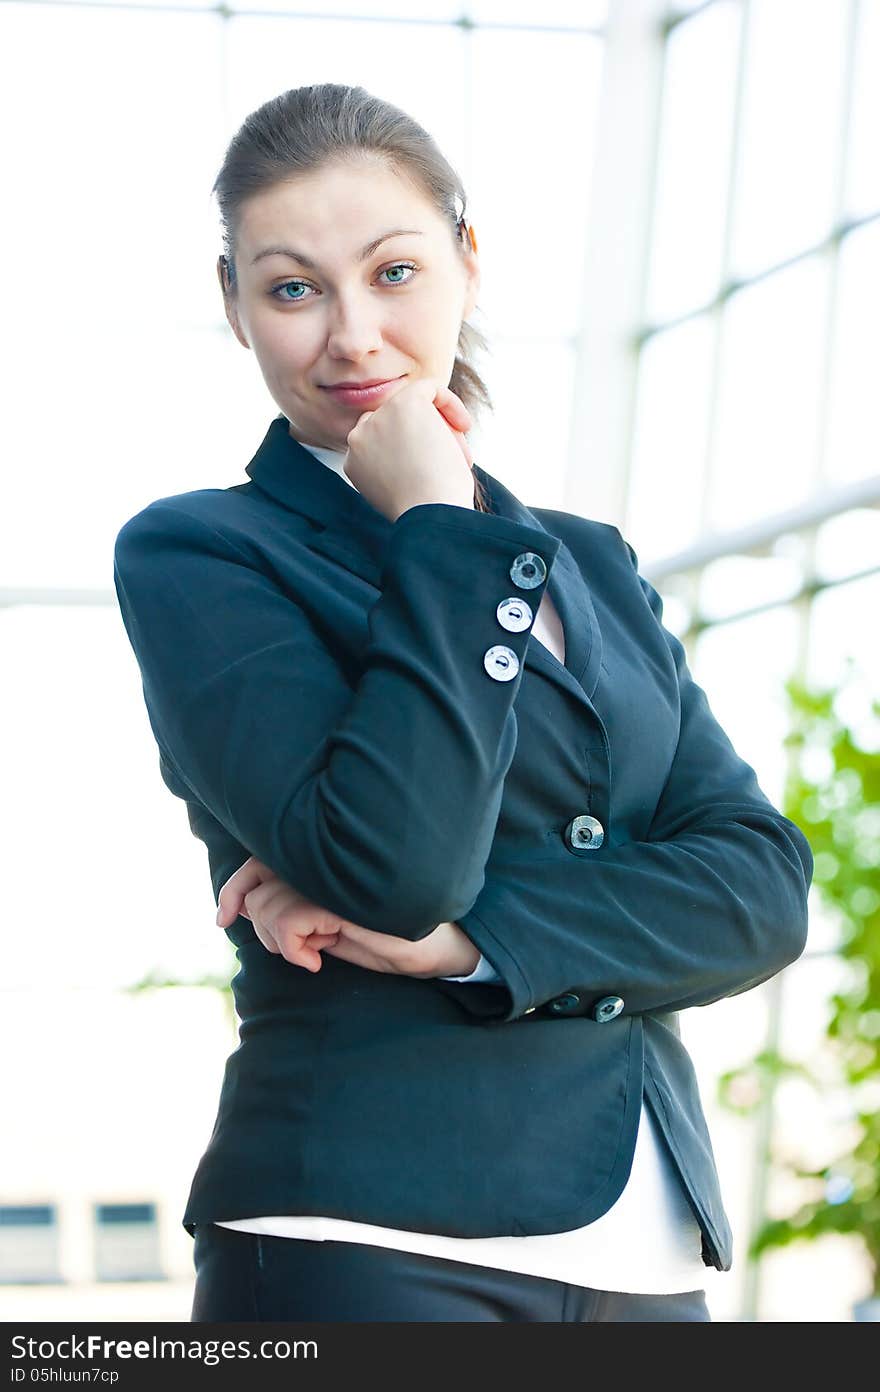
[269,262,419,304]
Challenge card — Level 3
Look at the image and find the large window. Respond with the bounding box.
[2,0,876,1321]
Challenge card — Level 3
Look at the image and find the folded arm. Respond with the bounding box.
[113,499,561,940]
[452,539,814,1023]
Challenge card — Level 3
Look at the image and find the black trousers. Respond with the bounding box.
[190,1222,711,1323]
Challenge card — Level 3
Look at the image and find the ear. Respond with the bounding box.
[462,228,481,319]
[217,258,251,350]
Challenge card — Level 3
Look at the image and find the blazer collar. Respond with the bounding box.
[244,414,602,705]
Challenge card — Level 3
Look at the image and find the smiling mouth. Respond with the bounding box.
[320,377,406,404]
[323,377,399,389]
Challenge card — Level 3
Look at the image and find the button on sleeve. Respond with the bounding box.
[114,500,562,941]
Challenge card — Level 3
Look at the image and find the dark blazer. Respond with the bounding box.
[112,412,813,1272]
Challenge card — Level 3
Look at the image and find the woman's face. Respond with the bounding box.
[221,159,480,452]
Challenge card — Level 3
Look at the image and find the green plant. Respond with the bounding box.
[718,667,880,1296]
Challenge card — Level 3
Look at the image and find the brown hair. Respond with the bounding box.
[212,82,494,514]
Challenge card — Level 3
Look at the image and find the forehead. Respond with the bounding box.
[238,161,444,257]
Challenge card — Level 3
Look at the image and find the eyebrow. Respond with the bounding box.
[250,229,424,269]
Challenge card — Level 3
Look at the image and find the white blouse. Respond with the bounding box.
[215,439,709,1295]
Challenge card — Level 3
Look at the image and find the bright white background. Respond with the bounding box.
[1,0,878,1321]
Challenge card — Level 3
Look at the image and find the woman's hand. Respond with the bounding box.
[215,858,343,972]
[322,916,482,980]
[215,856,482,978]
[343,378,476,523]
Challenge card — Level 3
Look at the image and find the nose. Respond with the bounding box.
[324,289,385,362]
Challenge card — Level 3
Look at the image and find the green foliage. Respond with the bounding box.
[123,962,239,1033]
[717,668,880,1292]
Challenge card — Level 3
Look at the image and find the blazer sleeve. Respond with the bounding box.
[453,535,814,1024]
[113,498,561,939]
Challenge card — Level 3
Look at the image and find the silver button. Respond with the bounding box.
[566,814,604,851]
[484,645,520,682]
[592,995,624,1023]
[547,992,581,1014]
[496,597,534,633]
[510,552,547,590]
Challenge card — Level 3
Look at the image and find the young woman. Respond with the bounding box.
[113,83,813,1323]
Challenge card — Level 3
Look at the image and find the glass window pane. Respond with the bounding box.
[94,1203,163,1282]
[0,1206,61,1285]
[471,339,575,508]
[693,604,802,807]
[468,0,607,25]
[846,0,880,217]
[234,0,461,14]
[48,0,216,7]
[667,0,720,13]
[626,315,715,562]
[708,254,831,530]
[646,0,741,322]
[824,221,880,486]
[0,6,225,334]
[0,605,236,991]
[807,572,880,731]
[698,551,804,623]
[469,28,603,339]
[815,509,880,585]
[2,982,236,1304]
[224,18,469,170]
[779,926,853,1038]
[1,324,268,590]
[731,0,847,277]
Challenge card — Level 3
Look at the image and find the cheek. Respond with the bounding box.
[254,316,316,368]
[392,291,461,351]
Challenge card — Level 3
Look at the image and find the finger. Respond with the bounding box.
[432,384,473,432]
[306,930,340,946]
[275,901,344,943]
[408,377,472,432]
[321,938,388,973]
[347,410,375,442]
[217,858,266,925]
[330,921,378,944]
[295,933,339,971]
[258,881,309,925]
[218,857,269,897]
[328,923,417,972]
[243,882,278,924]
[262,922,326,972]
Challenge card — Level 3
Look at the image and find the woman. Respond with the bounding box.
[112,83,813,1323]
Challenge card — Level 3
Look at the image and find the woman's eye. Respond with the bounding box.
[269,262,418,303]
[271,280,313,304]
[379,262,418,286]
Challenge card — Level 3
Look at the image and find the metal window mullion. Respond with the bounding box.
[565,0,670,529]
[698,0,749,547]
[812,0,861,498]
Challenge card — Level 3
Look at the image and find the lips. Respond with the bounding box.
[321,376,405,407]
[324,378,395,389]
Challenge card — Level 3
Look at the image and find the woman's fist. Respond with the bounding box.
[343,378,475,522]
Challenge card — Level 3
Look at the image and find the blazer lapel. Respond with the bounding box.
[244,414,391,587]
[244,413,602,709]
